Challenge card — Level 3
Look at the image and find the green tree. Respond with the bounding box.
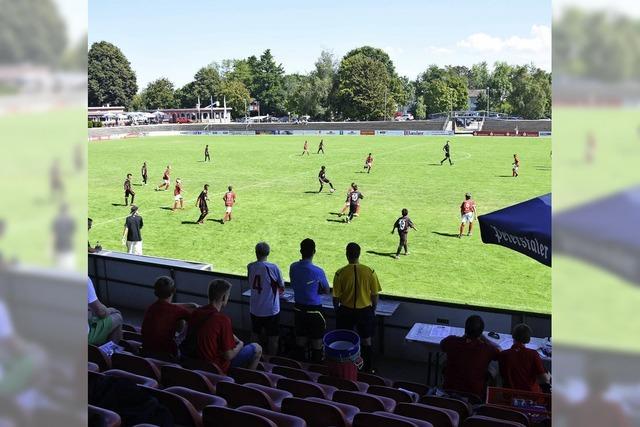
[193,66,221,105]
[507,65,551,119]
[487,62,514,113]
[130,93,146,111]
[61,34,87,71]
[88,41,138,108]
[335,53,391,120]
[140,78,178,109]
[219,79,251,119]
[252,50,286,115]
[415,65,468,115]
[414,97,427,120]
[469,62,490,89]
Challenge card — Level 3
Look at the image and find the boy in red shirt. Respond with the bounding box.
[512,154,520,177]
[222,185,236,223]
[498,324,551,392]
[172,178,184,211]
[459,193,477,238]
[301,140,309,156]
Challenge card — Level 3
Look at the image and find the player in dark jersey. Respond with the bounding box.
[391,208,417,259]
[339,183,356,216]
[141,162,148,185]
[440,140,453,165]
[195,184,209,224]
[317,166,335,193]
[346,185,363,223]
[204,145,210,162]
[364,153,374,174]
[301,140,309,156]
[512,154,520,177]
[317,139,325,154]
[124,173,135,206]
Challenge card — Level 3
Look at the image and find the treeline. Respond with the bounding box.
[88,41,551,120]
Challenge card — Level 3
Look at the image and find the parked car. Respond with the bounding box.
[394,113,414,121]
[176,117,192,124]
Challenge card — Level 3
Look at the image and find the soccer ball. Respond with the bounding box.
[330,188,335,193]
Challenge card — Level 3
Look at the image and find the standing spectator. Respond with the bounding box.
[440,315,500,398]
[88,277,123,346]
[332,242,381,373]
[498,324,551,392]
[141,276,196,360]
[290,238,330,362]
[122,205,143,255]
[186,279,262,373]
[247,242,285,356]
[52,203,75,270]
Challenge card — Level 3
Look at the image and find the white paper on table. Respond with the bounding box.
[429,325,451,337]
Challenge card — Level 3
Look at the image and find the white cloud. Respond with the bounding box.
[424,46,453,55]
[457,25,551,54]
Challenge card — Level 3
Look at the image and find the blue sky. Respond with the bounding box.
[88,0,551,89]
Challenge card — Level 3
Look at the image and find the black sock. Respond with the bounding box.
[361,345,373,372]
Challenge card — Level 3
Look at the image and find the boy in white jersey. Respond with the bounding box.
[247,242,285,355]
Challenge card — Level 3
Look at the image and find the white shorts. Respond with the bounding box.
[225,206,233,213]
[513,166,519,172]
[461,212,474,224]
[174,194,183,201]
[366,162,372,167]
[163,179,170,185]
[127,240,143,255]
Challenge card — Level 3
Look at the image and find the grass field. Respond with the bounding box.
[88,134,551,313]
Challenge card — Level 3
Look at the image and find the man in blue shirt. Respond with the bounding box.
[289,238,330,363]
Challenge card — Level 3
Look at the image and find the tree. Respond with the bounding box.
[61,34,87,71]
[219,79,251,119]
[487,62,514,113]
[252,50,286,115]
[193,66,221,105]
[414,97,426,120]
[469,62,490,89]
[414,65,468,115]
[88,41,138,108]
[130,94,146,111]
[507,65,551,119]
[226,59,255,91]
[140,78,178,109]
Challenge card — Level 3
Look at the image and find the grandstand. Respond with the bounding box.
[481,120,551,134]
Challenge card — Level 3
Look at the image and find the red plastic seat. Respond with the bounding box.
[395,402,459,427]
[475,405,529,427]
[88,362,100,372]
[139,385,208,427]
[367,385,417,404]
[244,383,292,410]
[238,405,307,427]
[119,339,142,355]
[281,396,358,427]
[357,371,392,387]
[216,381,291,411]
[277,378,337,399]
[394,381,430,396]
[318,375,368,392]
[181,358,224,374]
[88,405,121,427]
[272,365,320,382]
[164,386,227,411]
[353,411,433,427]
[268,356,303,369]
[229,366,283,387]
[160,365,215,394]
[88,344,111,372]
[333,389,396,412]
[103,369,159,388]
[462,415,525,427]
[419,396,472,421]
[307,364,330,375]
[202,406,277,427]
[444,390,483,405]
[112,352,161,381]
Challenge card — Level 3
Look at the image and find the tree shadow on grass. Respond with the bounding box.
[432,231,460,238]
[366,250,397,259]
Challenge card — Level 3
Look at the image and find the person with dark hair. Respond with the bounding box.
[345,184,363,223]
[248,242,285,356]
[440,140,453,165]
[333,242,381,373]
[318,166,335,193]
[172,178,184,211]
[156,165,171,191]
[186,279,262,373]
[440,314,501,398]
[512,154,520,177]
[498,324,551,392]
[122,205,143,255]
[338,183,356,217]
[364,153,374,174]
[204,145,210,162]
[124,173,135,206]
[195,184,209,224]
[301,140,309,156]
[391,208,417,259]
[459,193,476,238]
[290,238,330,362]
[141,161,148,185]
[317,139,324,154]
[222,185,236,223]
[141,276,195,359]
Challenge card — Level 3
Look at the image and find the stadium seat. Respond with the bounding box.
[88,362,100,372]
[119,339,142,355]
[281,397,358,427]
[88,344,111,372]
[88,405,121,427]
[277,378,337,399]
[307,364,330,376]
[419,396,472,421]
[102,369,159,388]
[123,330,143,341]
[272,365,320,381]
[367,385,417,404]
[317,374,368,392]
[202,406,277,427]
[138,385,211,427]
[357,371,392,387]
[164,386,227,411]
[475,405,529,427]
[112,352,161,381]
[394,381,430,396]
[258,361,276,372]
[228,366,283,387]
[216,381,291,411]
[122,323,141,333]
[237,405,307,427]
[268,356,303,369]
[160,365,215,394]
[444,390,483,405]
[462,415,525,427]
[395,402,459,427]
[352,412,434,427]
[181,358,224,375]
[333,389,396,412]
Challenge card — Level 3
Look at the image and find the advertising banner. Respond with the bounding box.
[375,130,405,136]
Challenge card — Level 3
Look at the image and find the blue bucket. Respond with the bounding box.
[324,329,360,363]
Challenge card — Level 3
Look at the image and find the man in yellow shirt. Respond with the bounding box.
[332,242,381,373]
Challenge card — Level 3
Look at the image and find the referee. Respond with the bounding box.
[332,242,381,373]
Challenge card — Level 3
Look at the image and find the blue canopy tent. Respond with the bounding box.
[478,193,551,266]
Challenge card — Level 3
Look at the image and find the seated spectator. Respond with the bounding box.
[440,315,500,398]
[499,323,551,392]
[88,277,123,346]
[248,242,285,356]
[185,279,262,373]
[141,276,196,360]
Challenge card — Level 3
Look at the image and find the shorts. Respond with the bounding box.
[294,304,326,340]
[230,343,258,368]
[250,313,280,336]
[461,212,474,224]
[366,162,372,167]
[399,232,408,245]
[336,305,375,340]
[319,178,330,184]
[163,179,170,185]
[513,166,519,172]
[174,194,183,201]
[125,190,134,197]
[127,240,143,255]
[225,206,233,213]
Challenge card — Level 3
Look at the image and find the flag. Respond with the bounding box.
[210,95,214,120]
[197,96,200,121]
[223,96,227,120]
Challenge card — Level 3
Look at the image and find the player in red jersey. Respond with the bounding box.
[364,153,374,174]
[124,173,135,206]
[172,178,184,211]
[512,154,520,177]
[222,185,236,223]
[156,165,171,191]
[301,140,309,156]
[459,193,477,238]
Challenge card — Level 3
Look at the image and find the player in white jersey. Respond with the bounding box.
[247,242,285,355]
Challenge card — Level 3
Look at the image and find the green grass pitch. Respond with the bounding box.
[88,134,551,313]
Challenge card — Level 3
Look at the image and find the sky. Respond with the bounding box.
[88,0,551,89]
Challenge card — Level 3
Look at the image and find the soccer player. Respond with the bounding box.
[222,185,236,223]
[172,178,184,211]
[141,161,148,185]
[156,165,171,191]
[391,208,417,259]
[364,153,374,174]
[195,184,209,224]
[512,154,520,177]
[346,184,363,223]
[459,193,477,238]
[440,140,453,165]
[124,173,135,206]
[317,166,335,193]
[339,183,356,216]
[204,145,211,162]
[301,140,309,156]
[317,139,325,154]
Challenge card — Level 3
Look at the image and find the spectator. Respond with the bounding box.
[247,242,285,356]
[88,277,123,346]
[186,279,261,373]
[332,242,381,373]
[498,323,551,392]
[440,315,500,398]
[122,205,143,255]
[289,238,330,362]
[141,276,196,360]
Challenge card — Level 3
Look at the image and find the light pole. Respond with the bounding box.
[384,88,388,121]
[486,86,490,117]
